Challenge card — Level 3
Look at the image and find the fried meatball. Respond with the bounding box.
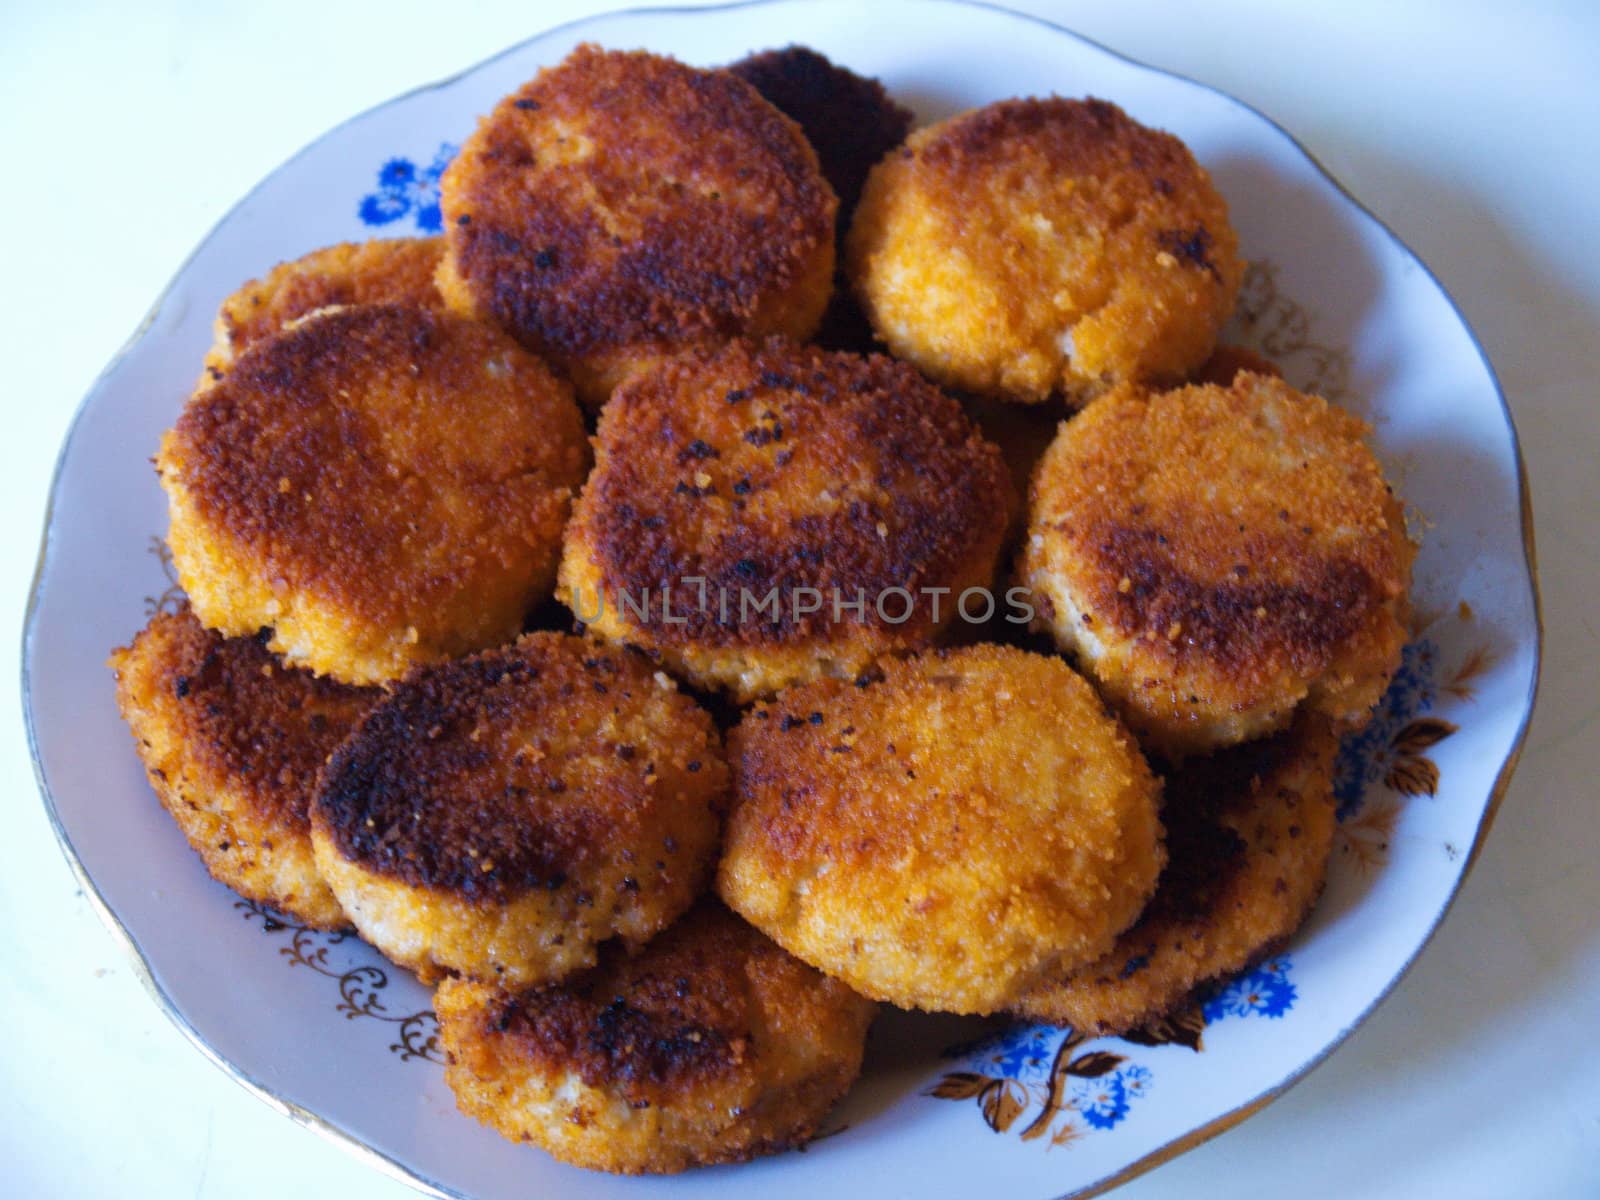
[309,633,728,987]
[158,303,588,686]
[110,606,376,929]
[558,339,1014,702]
[199,238,445,385]
[438,44,837,410]
[847,97,1242,405]
[1021,372,1413,757]
[717,644,1163,1015]
[726,45,912,222]
[437,900,874,1173]
[1014,715,1339,1034]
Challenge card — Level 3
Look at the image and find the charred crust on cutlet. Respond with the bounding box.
[1090,524,1378,676]
[726,45,912,220]
[482,904,769,1104]
[1156,225,1222,282]
[443,45,835,360]
[1129,732,1307,931]
[577,340,1012,648]
[312,637,724,902]
[116,606,375,833]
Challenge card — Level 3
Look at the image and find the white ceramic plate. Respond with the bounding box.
[23,2,1540,1197]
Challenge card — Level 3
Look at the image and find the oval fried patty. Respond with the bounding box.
[558,338,1014,702]
[437,900,874,1173]
[310,633,728,987]
[110,606,377,929]
[847,97,1242,404]
[1021,372,1413,757]
[159,303,588,685]
[1014,715,1339,1034]
[717,644,1164,1015]
[438,44,837,410]
[199,238,445,385]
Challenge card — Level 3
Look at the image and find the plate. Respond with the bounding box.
[21,1,1540,1197]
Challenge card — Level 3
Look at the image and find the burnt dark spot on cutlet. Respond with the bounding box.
[1092,525,1376,677]
[311,637,719,901]
[488,903,775,1103]
[447,47,834,363]
[1157,226,1222,282]
[677,439,719,463]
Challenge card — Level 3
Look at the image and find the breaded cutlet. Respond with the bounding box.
[110,606,376,929]
[848,97,1242,404]
[158,303,588,685]
[558,338,1014,702]
[1021,372,1413,756]
[437,900,874,1173]
[718,644,1164,1015]
[438,44,837,411]
[310,633,728,988]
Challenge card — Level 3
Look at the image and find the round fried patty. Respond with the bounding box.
[717,644,1164,1015]
[437,900,874,1173]
[1021,372,1413,756]
[159,302,588,685]
[310,632,727,986]
[847,96,1242,404]
[110,606,376,928]
[438,44,837,409]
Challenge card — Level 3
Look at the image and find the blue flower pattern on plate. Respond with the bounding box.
[359,143,458,234]
[1074,1074,1130,1130]
[1202,956,1297,1022]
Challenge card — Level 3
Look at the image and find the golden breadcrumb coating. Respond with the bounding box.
[558,339,1014,702]
[717,644,1163,1015]
[847,97,1242,404]
[110,606,376,929]
[437,900,874,1173]
[439,44,837,410]
[1015,715,1339,1034]
[1021,373,1414,757]
[158,303,588,685]
[310,633,728,987]
[199,238,445,386]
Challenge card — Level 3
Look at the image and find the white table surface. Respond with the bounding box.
[4,1,1596,1196]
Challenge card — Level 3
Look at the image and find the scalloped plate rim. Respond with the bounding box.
[20,3,1542,1198]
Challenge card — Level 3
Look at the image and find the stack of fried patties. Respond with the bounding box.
[111,42,1413,1176]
